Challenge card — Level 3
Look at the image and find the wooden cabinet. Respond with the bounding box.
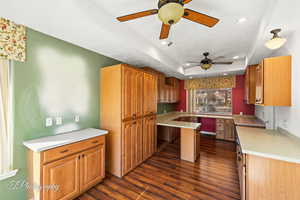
[255,55,291,106]
[28,136,106,200]
[216,119,235,141]
[101,64,157,177]
[80,145,105,191]
[122,119,143,175]
[236,150,300,200]
[143,116,157,160]
[142,67,179,103]
[255,62,264,105]
[43,153,80,200]
[122,66,144,120]
[143,72,157,116]
[245,65,257,104]
[236,141,246,200]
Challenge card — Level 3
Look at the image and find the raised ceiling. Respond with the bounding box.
[1,0,276,78]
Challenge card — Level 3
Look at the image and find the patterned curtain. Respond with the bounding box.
[0,18,26,62]
[185,76,236,90]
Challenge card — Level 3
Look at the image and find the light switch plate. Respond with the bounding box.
[56,117,63,125]
[74,115,80,122]
[46,118,53,127]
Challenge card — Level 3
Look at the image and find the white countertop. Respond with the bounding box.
[23,128,108,152]
[157,112,232,129]
[236,126,300,164]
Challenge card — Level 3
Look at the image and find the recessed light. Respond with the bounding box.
[238,18,247,23]
[233,56,239,59]
[161,40,168,45]
[186,63,191,66]
[189,76,193,79]
[223,73,228,76]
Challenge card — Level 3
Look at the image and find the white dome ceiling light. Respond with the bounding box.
[265,29,287,50]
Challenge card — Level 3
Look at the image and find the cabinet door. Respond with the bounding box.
[143,116,156,160]
[224,120,235,141]
[135,119,144,165]
[122,121,133,175]
[122,66,134,120]
[135,71,144,118]
[81,145,105,192]
[143,73,157,115]
[43,154,80,200]
[255,62,264,104]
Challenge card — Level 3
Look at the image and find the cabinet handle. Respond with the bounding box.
[92,140,99,144]
[238,156,242,162]
[82,154,85,158]
[132,114,136,119]
[132,121,137,125]
[60,149,69,153]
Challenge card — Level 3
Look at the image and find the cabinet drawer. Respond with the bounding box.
[42,136,105,164]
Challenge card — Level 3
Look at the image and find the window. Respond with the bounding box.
[0,59,16,180]
[188,88,232,114]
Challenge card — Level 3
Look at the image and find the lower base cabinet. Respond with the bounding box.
[143,115,157,160]
[237,141,300,200]
[216,119,235,141]
[28,135,105,200]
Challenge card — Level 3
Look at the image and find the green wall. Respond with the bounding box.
[157,103,177,114]
[0,28,120,199]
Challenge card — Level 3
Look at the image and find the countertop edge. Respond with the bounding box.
[156,122,201,129]
[242,149,300,164]
[23,129,108,152]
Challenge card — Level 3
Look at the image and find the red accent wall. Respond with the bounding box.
[200,118,216,132]
[175,75,255,132]
[232,75,255,115]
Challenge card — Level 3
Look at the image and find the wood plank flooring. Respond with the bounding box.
[76,135,240,200]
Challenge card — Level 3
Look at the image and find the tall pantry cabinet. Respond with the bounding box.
[100,64,157,177]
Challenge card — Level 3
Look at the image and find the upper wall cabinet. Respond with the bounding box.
[255,55,291,106]
[244,65,257,104]
[142,67,180,103]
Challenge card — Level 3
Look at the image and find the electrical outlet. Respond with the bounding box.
[74,115,80,122]
[45,118,53,127]
[56,117,63,125]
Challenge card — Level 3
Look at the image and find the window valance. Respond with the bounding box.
[185,76,236,90]
[0,18,26,62]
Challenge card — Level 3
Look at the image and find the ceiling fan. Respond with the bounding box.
[185,52,233,70]
[116,0,219,40]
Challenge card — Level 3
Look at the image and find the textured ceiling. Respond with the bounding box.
[0,0,278,78]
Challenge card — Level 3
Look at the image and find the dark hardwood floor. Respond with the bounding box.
[76,135,240,200]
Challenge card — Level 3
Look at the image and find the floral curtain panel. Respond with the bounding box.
[185,76,236,90]
[0,18,26,62]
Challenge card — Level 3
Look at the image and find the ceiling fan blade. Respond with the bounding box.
[182,0,193,4]
[117,9,158,22]
[212,56,226,60]
[212,61,233,65]
[187,61,201,63]
[183,9,219,27]
[160,23,171,40]
[184,65,200,69]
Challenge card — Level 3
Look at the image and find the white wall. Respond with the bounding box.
[251,0,300,136]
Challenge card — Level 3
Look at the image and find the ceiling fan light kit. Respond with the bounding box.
[158,2,184,25]
[184,52,233,71]
[116,0,219,40]
[265,28,287,50]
